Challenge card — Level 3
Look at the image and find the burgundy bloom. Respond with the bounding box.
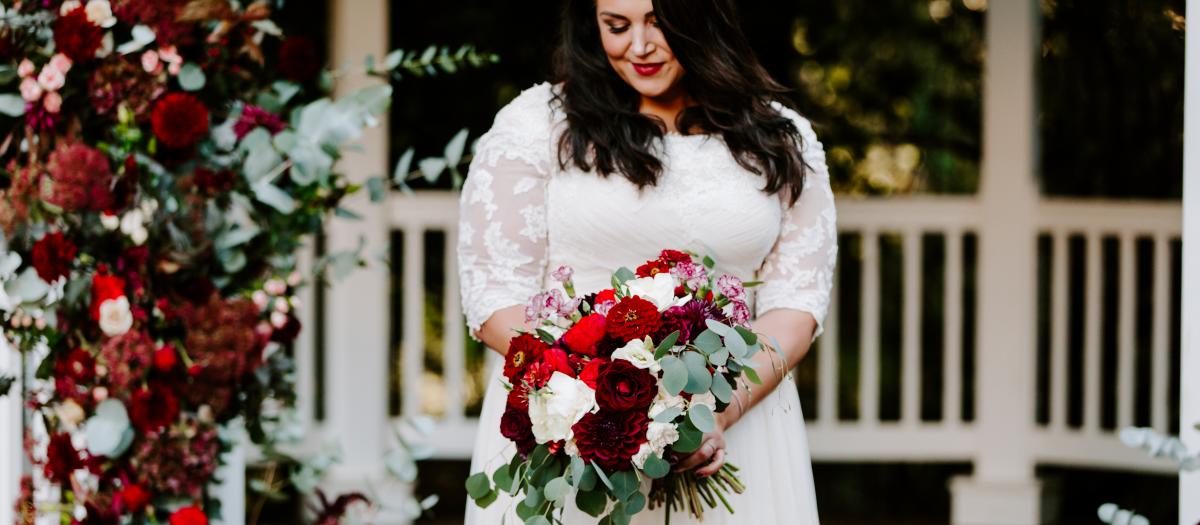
[44,432,83,482]
[152,93,210,149]
[604,296,661,343]
[31,231,77,282]
[571,409,650,472]
[56,348,96,383]
[44,143,113,212]
[234,105,287,140]
[25,101,60,132]
[53,7,104,62]
[113,0,196,46]
[504,333,547,382]
[500,405,536,457]
[98,331,155,393]
[505,383,529,411]
[278,37,321,83]
[656,298,729,344]
[193,168,237,196]
[129,382,180,432]
[594,359,657,412]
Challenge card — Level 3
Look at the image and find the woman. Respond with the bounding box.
[458,0,835,522]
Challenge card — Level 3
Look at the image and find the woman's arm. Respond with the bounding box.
[475,305,529,357]
[723,308,818,427]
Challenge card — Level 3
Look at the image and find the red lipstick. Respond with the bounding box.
[632,62,664,76]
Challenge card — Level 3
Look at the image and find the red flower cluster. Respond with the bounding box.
[53,8,104,62]
[129,382,180,432]
[45,143,113,212]
[234,105,287,140]
[571,409,650,472]
[635,249,691,278]
[44,432,83,482]
[31,231,77,282]
[152,93,210,149]
[91,272,126,320]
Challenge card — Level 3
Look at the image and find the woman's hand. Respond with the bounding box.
[673,411,729,477]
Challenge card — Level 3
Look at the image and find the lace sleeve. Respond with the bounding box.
[457,83,556,339]
[755,104,839,341]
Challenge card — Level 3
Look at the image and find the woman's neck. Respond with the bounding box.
[639,86,693,134]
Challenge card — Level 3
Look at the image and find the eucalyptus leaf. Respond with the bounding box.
[590,461,614,491]
[443,128,469,166]
[710,372,733,403]
[652,406,682,423]
[0,94,25,117]
[688,403,715,433]
[252,182,297,214]
[725,331,748,358]
[672,420,702,454]
[466,472,491,500]
[613,266,635,284]
[708,348,729,367]
[418,157,447,183]
[625,492,646,515]
[692,330,722,355]
[682,351,713,394]
[367,177,388,203]
[641,454,669,479]
[659,356,687,396]
[654,331,679,360]
[734,325,758,345]
[178,63,206,91]
[576,489,607,518]
[610,470,639,500]
[524,517,550,525]
[273,81,301,105]
[117,25,156,54]
[544,477,570,507]
[288,143,333,185]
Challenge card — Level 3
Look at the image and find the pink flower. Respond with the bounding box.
[730,300,750,325]
[19,77,42,102]
[159,45,182,75]
[17,59,35,78]
[526,289,574,322]
[551,265,574,283]
[233,106,286,140]
[49,53,73,74]
[141,50,162,74]
[37,66,65,91]
[594,299,616,317]
[670,260,708,291]
[716,274,746,302]
[43,92,62,113]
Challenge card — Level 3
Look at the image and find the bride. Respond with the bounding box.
[457,0,835,522]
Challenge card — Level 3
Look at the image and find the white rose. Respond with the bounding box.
[98,296,133,336]
[99,213,120,230]
[59,0,82,15]
[85,0,117,28]
[55,399,86,428]
[647,421,680,453]
[632,443,653,469]
[649,384,686,419]
[612,337,661,374]
[527,372,596,444]
[120,209,148,245]
[690,392,717,410]
[625,273,678,311]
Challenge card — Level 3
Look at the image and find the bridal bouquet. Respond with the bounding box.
[467,249,770,524]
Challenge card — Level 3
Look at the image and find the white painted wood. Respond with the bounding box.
[0,338,20,525]
[1038,199,1182,233]
[817,279,838,427]
[1180,1,1199,521]
[1050,231,1069,431]
[860,230,880,426]
[943,230,964,426]
[401,230,425,418]
[902,230,922,426]
[1116,233,1136,429]
[1152,235,1172,433]
[1083,233,1103,434]
[442,227,466,422]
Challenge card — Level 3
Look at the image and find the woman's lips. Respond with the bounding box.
[632,62,664,76]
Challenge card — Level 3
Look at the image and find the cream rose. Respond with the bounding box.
[98,296,133,336]
[611,337,661,374]
[625,273,678,311]
[527,372,597,444]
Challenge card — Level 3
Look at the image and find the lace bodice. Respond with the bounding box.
[457,82,838,341]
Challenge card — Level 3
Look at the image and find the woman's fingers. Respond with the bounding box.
[673,440,716,472]
[694,448,726,478]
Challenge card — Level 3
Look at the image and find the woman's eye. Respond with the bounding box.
[607,25,629,34]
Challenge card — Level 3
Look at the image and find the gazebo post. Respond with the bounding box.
[949,1,1044,523]
[1179,0,1199,522]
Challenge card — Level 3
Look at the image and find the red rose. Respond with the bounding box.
[500,405,536,457]
[31,232,77,283]
[571,409,650,472]
[121,483,151,513]
[54,7,104,62]
[91,273,126,320]
[504,334,547,382]
[562,314,606,356]
[605,296,661,342]
[154,345,179,373]
[541,347,573,378]
[593,289,616,304]
[578,357,608,389]
[594,359,657,412]
[170,506,208,525]
[44,432,82,482]
[129,383,180,432]
[152,93,210,149]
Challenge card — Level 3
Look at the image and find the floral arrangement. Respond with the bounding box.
[466,249,771,523]
[0,1,491,523]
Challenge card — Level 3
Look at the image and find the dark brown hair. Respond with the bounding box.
[552,0,810,204]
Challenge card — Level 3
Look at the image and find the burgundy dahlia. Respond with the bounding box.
[53,7,104,62]
[499,405,536,457]
[151,93,210,149]
[30,231,77,282]
[129,382,180,432]
[44,432,83,482]
[571,409,650,472]
[233,105,286,140]
[656,298,729,344]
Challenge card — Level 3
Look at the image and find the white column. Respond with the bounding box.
[950,1,1043,524]
[1180,0,1199,522]
[0,338,20,525]
[325,1,406,523]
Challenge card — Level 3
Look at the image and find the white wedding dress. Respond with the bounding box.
[457,82,835,524]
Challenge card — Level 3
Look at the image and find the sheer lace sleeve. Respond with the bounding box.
[755,103,839,341]
[457,83,557,339]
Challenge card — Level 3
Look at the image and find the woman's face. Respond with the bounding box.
[595,0,685,101]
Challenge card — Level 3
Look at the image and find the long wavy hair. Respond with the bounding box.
[552,0,810,204]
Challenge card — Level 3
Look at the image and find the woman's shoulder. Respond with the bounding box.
[490,81,565,135]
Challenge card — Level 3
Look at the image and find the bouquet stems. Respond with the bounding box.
[648,464,745,521]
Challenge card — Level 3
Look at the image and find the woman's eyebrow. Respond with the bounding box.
[598,11,629,21]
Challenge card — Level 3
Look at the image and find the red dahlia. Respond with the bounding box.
[31,231,77,282]
[152,93,210,149]
[604,296,661,342]
[504,333,547,381]
[129,382,180,432]
[45,142,114,212]
[53,8,104,62]
[571,409,650,472]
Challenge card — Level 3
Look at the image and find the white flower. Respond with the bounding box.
[119,209,148,245]
[647,421,680,452]
[690,392,717,410]
[527,372,596,444]
[98,296,132,336]
[632,443,653,469]
[625,273,678,311]
[85,0,117,28]
[611,337,661,374]
[55,399,86,428]
[59,0,82,15]
[649,385,686,419]
[99,213,121,230]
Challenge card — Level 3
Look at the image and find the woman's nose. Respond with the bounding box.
[631,26,656,58]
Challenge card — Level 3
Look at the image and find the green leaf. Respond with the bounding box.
[393,147,415,184]
[742,362,762,385]
[288,143,333,185]
[466,472,492,500]
[702,255,715,269]
[576,489,607,517]
[625,492,646,515]
[384,49,404,70]
[544,477,570,507]
[0,375,14,399]
[476,489,497,508]
[0,94,26,117]
[708,349,729,367]
[688,404,715,433]
[652,406,682,423]
[576,464,597,491]
[252,182,296,214]
[367,177,388,203]
[0,66,17,85]
[613,266,635,284]
[419,157,447,182]
[535,329,556,344]
[610,470,639,500]
[569,456,586,486]
[443,128,469,166]
[178,63,206,91]
[590,461,614,491]
[682,351,713,394]
[641,454,669,479]
[273,81,301,105]
[672,420,702,454]
[710,373,733,403]
[693,330,722,355]
[659,356,687,395]
[523,486,542,508]
[524,517,550,525]
[704,319,735,337]
[734,326,758,345]
[35,354,55,380]
[492,463,514,495]
[654,331,680,359]
[725,331,748,358]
